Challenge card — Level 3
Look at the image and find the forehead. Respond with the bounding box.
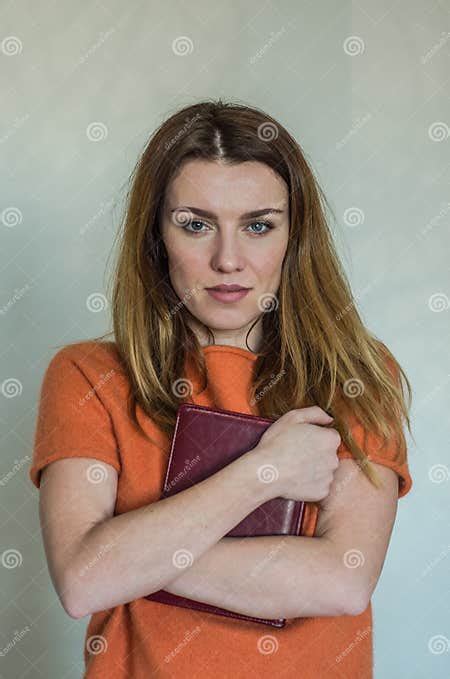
[165,159,288,213]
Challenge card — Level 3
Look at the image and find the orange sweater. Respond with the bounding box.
[29,341,412,678]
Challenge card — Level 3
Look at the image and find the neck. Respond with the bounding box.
[188,316,263,353]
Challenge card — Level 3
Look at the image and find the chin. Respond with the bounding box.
[194,309,250,328]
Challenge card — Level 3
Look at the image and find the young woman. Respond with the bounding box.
[30,100,413,678]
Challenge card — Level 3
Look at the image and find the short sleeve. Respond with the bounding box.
[336,350,413,499]
[29,347,121,489]
[337,415,413,498]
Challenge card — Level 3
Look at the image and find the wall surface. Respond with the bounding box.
[1,1,449,677]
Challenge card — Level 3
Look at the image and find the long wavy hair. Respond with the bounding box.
[63,99,413,491]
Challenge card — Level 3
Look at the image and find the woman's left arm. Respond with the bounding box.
[164,460,399,619]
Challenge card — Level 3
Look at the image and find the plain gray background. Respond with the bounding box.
[1,1,449,677]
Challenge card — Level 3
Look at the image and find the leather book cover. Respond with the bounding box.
[145,403,306,627]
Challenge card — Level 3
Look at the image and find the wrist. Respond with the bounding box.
[236,444,277,505]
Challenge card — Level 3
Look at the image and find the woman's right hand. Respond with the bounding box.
[252,406,341,502]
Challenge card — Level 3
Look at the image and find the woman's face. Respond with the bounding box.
[160,159,290,349]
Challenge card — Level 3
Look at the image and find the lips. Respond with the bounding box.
[206,287,251,303]
[206,285,250,292]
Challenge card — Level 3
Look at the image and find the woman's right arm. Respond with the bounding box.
[39,449,273,619]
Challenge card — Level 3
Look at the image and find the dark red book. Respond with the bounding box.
[145,403,306,627]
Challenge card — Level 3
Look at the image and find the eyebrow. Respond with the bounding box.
[170,206,285,219]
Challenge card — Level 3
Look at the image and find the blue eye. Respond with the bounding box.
[182,220,274,235]
[248,221,274,234]
[185,220,207,233]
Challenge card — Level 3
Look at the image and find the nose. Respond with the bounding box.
[210,232,245,273]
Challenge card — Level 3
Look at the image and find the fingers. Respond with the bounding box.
[286,406,334,425]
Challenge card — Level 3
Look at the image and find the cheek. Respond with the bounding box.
[167,241,201,267]
[253,246,286,277]
[166,245,205,286]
